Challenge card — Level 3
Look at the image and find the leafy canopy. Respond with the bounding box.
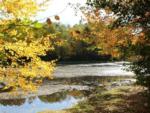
[0,0,56,91]
[86,0,150,88]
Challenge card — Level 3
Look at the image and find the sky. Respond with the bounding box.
[35,0,87,26]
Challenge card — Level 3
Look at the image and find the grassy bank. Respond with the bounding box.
[39,85,150,113]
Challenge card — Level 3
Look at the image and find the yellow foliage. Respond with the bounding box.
[1,0,39,18]
[0,38,55,91]
[0,0,56,91]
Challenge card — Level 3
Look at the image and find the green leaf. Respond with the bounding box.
[0,33,4,37]
[33,22,43,29]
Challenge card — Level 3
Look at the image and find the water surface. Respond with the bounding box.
[0,90,86,113]
[53,62,134,78]
[0,62,135,113]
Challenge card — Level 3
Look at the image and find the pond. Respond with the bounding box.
[0,62,135,113]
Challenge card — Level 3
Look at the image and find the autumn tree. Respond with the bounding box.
[86,0,150,89]
[0,0,55,91]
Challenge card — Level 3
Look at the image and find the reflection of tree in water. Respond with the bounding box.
[51,76,130,86]
[68,90,90,99]
[38,92,67,103]
[0,90,89,106]
[39,90,90,103]
[0,98,25,106]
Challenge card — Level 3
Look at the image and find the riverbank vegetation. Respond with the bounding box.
[39,85,150,113]
[70,85,150,113]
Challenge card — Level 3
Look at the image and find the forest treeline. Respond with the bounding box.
[39,22,114,61]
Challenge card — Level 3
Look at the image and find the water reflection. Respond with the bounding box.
[0,90,85,113]
[39,92,67,103]
[0,76,134,113]
[47,76,133,86]
[0,99,25,106]
[0,62,135,113]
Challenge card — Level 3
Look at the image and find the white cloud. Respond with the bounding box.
[34,0,86,26]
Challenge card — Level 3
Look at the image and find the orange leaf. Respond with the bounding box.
[46,18,52,25]
[55,15,60,20]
